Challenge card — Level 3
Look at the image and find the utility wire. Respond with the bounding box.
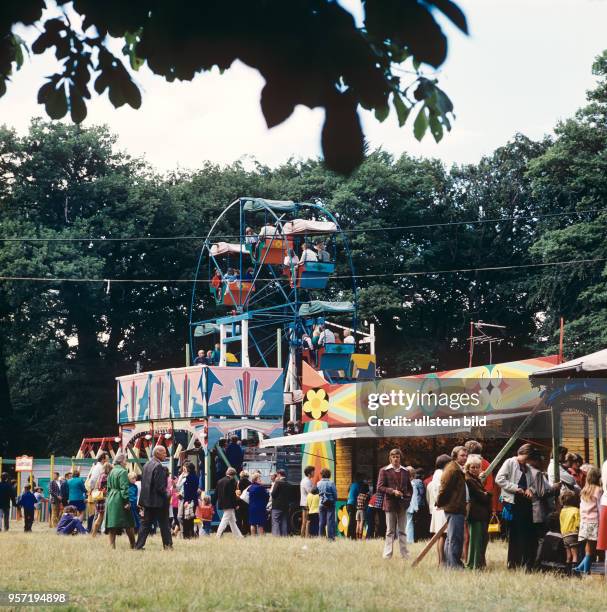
[0,257,604,284]
[0,208,602,243]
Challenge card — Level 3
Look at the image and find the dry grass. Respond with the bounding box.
[0,523,606,611]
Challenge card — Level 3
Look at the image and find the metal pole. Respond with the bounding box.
[185,342,190,367]
[558,317,564,364]
[219,323,227,366]
[241,318,250,367]
[277,328,282,368]
[370,323,375,355]
[598,396,605,467]
[205,448,210,492]
[551,405,560,484]
[468,321,474,368]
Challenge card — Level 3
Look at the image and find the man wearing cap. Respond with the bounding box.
[216,467,243,538]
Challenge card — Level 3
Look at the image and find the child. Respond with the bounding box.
[128,473,141,532]
[306,487,320,537]
[196,495,214,535]
[170,476,180,536]
[559,490,580,570]
[17,485,37,532]
[56,505,87,535]
[356,483,370,539]
[575,466,602,574]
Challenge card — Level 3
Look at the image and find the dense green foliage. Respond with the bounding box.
[0,0,466,174]
[2,51,607,456]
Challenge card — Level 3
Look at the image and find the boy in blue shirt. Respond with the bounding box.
[17,485,37,532]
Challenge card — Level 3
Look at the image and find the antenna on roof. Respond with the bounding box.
[468,321,506,367]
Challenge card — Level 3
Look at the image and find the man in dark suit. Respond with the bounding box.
[135,445,173,550]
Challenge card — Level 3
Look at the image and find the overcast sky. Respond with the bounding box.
[1,0,606,172]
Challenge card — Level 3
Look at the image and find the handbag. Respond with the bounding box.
[91,488,104,502]
[239,486,250,505]
[487,512,501,533]
[501,501,514,522]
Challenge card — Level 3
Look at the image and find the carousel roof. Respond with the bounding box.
[298,300,354,317]
[530,348,607,380]
[210,242,250,257]
[283,218,338,236]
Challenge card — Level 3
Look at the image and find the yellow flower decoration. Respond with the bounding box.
[303,388,329,420]
[337,505,349,536]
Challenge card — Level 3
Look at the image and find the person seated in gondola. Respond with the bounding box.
[224,267,239,282]
[302,333,314,365]
[315,241,331,262]
[245,227,258,245]
[318,324,335,347]
[284,248,299,268]
[300,242,318,264]
[194,349,208,366]
[244,267,255,282]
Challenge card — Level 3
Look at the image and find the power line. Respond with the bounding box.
[0,257,603,284]
[0,208,602,243]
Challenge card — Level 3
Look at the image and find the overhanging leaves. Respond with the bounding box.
[0,0,466,174]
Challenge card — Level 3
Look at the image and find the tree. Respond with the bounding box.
[527,51,607,357]
[0,1,467,174]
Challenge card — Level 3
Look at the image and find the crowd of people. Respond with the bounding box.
[2,438,607,575]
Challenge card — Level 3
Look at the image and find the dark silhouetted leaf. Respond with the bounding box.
[428,110,443,141]
[393,92,410,127]
[94,73,109,95]
[37,80,54,104]
[45,85,68,119]
[431,0,468,33]
[261,82,296,129]
[374,103,390,122]
[322,93,364,175]
[69,85,87,123]
[413,106,428,141]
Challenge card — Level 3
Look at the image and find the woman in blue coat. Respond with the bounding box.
[248,473,269,535]
[181,462,199,539]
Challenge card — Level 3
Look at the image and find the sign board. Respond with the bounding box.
[15,455,34,472]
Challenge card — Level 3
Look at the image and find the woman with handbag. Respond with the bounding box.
[181,462,199,539]
[105,453,136,549]
[464,455,492,569]
[91,463,113,537]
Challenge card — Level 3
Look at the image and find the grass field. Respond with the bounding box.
[1,523,606,611]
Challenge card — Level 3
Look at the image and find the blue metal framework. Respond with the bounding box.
[188,197,358,375]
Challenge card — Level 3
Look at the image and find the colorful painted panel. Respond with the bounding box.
[149,371,168,421]
[206,367,283,418]
[169,367,205,419]
[301,356,561,428]
[301,419,334,482]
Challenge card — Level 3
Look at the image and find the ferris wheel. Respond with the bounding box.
[189,197,358,412]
